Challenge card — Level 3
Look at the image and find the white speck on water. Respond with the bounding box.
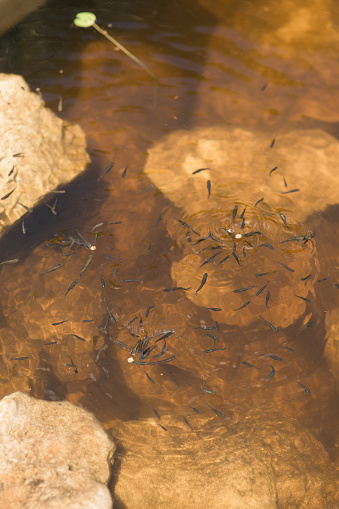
[235,233,242,239]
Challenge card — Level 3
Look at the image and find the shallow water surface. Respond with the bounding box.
[1,0,339,470]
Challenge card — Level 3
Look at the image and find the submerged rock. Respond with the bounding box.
[144,126,332,328]
[0,74,90,238]
[113,410,339,509]
[0,392,115,509]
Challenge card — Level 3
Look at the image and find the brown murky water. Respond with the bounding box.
[1,0,339,471]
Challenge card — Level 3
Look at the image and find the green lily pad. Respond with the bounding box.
[74,12,96,28]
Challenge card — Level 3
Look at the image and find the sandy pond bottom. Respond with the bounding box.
[1,0,339,506]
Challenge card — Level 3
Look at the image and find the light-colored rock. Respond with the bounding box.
[0,392,115,509]
[144,126,332,327]
[113,410,339,509]
[0,74,90,238]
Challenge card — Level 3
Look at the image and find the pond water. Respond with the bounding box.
[1,0,339,475]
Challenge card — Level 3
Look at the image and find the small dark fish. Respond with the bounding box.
[66,357,78,373]
[71,334,86,342]
[0,258,19,265]
[127,316,138,326]
[175,218,190,228]
[98,162,114,181]
[201,381,216,394]
[259,315,277,332]
[205,403,224,418]
[152,407,161,420]
[270,137,276,148]
[234,300,250,311]
[317,277,331,283]
[163,287,191,292]
[281,189,300,194]
[102,253,120,261]
[265,364,275,379]
[261,82,268,91]
[241,361,259,369]
[232,252,241,266]
[121,165,128,178]
[335,283,339,290]
[206,307,222,311]
[110,337,131,350]
[255,281,269,296]
[158,424,167,431]
[64,279,78,299]
[254,197,264,208]
[13,152,24,157]
[208,231,223,244]
[129,330,140,338]
[207,180,211,199]
[243,231,261,237]
[18,202,33,213]
[297,381,311,396]
[145,305,156,318]
[265,354,282,361]
[154,212,164,227]
[188,405,199,414]
[192,167,209,174]
[120,279,144,283]
[101,276,106,288]
[183,416,193,431]
[301,274,313,281]
[155,331,174,342]
[241,218,245,230]
[255,272,270,277]
[295,294,311,303]
[232,205,238,222]
[82,319,97,323]
[8,165,14,177]
[39,263,64,278]
[277,262,294,273]
[52,320,69,326]
[303,320,313,329]
[258,243,275,250]
[269,166,278,176]
[282,345,295,353]
[200,251,222,267]
[138,184,154,195]
[205,331,218,343]
[144,371,155,384]
[283,177,288,188]
[108,221,123,225]
[185,232,192,243]
[195,273,208,294]
[240,207,247,218]
[45,198,58,215]
[266,291,270,309]
[10,356,29,360]
[278,212,288,227]
[80,254,94,277]
[203,347,226,353]
[44,341,57,345]
[1,188,16,200]
[133,355,175,365]
[233,286,254,293]
[218,255,230,265]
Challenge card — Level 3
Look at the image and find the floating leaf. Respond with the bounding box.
[74,12,96,28]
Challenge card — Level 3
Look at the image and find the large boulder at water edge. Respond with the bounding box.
[0,74,90,238]
[0,392,115,509]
